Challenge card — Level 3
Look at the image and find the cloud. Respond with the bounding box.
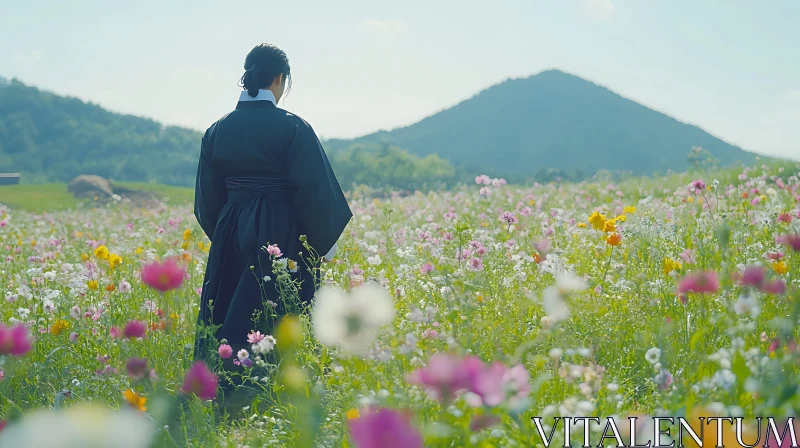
[363,19,409,33]
[583,0,616,20]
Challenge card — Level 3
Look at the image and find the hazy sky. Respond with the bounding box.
[1,0,799,159]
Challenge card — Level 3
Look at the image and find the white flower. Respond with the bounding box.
[711,369,736,391]
[367,255,382,266]
[733,291,760,318]
[312,282,395,356]
[118,280,132,294]
[237,349,249,361]
[542,286,570,323]
[645,347,661,365]
[549,348,563,360]
[554,271,588,294]
[252,336,276,355]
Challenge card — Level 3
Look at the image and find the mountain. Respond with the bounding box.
[324,70,756,180]
[0,77,202,185]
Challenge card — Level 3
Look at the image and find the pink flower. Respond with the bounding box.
[420,263,434,274]
[109,327,122,338]
[679,249,696,264]
[348,408,423,448]
[141,258,185,292]
[535,239,552,257]
[0,323,32,356]
[469,414,501,432]
[765,419,800,448]
[690,180,706,192]
[472,361,508,407]
[777,213,793,224]
[218,344,233,359]
[677,271,719,294]
[777,234,800,252]
[737,265,765,287]
[499,211,518,225]
[123,320,146,339]
[761,280,787,296]
[266,244,283,258]
[406,353,484,401]
[467,257,483,271]
[118,280,132,293]
[126,357,148,380]
[181,361,218,400]
[247,331,265,344]
[69,332,78,342]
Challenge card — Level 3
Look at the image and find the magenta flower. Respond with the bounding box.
[141,258,186,292]
[420,263,434,274]
[677,271,719,294]
[126,357,148,380]
[348,408,423,448]
[690,180,706,192]
[468,258,484,271]
[123,320,146,339]
[218,344,233,359]
[181,361,218,400]
[761,279,787,296]
[738,265,766,287]
[472,361,508,407]
[247,331,266,344]
[406,353,484,401]
[0,323,32,356]
[109,326,122,338]
[777,234,800,252]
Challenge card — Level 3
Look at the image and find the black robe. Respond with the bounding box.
[192,99,352,364]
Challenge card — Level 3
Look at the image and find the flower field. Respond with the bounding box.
[1,162,799,447]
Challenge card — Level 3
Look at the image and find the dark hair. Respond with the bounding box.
[239,44,291,98]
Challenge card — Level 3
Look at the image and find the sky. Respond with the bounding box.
[1,0,799,159]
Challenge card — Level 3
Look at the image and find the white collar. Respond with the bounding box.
[238,89,276,105]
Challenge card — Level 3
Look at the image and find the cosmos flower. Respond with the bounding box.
[265,244,283,258]
[0,323,32,356]
[348,408,423,448]
[181,361,218,400]
[677,271,719,294]
[406,353,484,401]
[140,258,185,292]
[312,283,395,356]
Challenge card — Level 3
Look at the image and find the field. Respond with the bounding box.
[0,162,799,447]
[0,183,195,213]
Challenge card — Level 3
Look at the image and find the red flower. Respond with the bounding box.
[181,361,218,400]
[141,258,186,292]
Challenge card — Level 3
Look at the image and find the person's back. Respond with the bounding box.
[193,44,352,384]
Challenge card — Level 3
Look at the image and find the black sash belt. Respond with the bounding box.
[225,176,290,202]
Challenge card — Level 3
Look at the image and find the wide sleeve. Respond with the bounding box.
[194,127,226,240]
[285,119,352,259]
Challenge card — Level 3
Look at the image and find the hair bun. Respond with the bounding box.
[244,66,260,97]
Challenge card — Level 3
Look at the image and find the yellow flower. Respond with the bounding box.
[773,261,788,275]
[288,259,298,272]
[687,196,695,203]
[75,231,83,238]
[346,408,360,420]
[123,389,147,412]
[170,311,179,320]
[94,245,109,260]
[624,206,636,214]
[108,253,122,269]
[476,292,485,303]
[50,319,70,336]
[577,222,587,228]
[606,233,622,246]
[183,229,192,241]
[31,239,37,247]
[197,241,205,251]
[663,258,682,275]
[276,315,304,351]
[87,280,99,290]
[135,247,144,255]
[81,253,89,261]
[615,215,626,222]
[180,241,190,250]
[528,200,535,206]
[603,219,617,233]
[588,211,606,230]
[155,238,161,245]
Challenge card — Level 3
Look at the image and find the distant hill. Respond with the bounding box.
[0,77,201,185]
[325,70,757,180]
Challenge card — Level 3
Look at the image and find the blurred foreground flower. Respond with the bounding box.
[677,271,719,294]
[0,403,154,448]
[140,258,185,292]
[181,361,217,400]
[312,283,395,356]
[0,323,32,356]
[348,407,423,448]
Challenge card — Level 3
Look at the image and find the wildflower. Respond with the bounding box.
[645,347,661,364]
[123,389,147,412]
[266,244,282,258]
[247,331,266,344]
[94,245,109,260]
[346,408,360,420]
[499,211,518,225]
[0,323,33,356]
[777,213,793,224]
[237,349,249,361]
[348,408,423,448]
[772,261,788,275]
[663,258,682,275]
[777,233,800,252]
[140,258,186,292]
[87,280,99,290]
[50,319,70,336]
[126,358,148,381]
[312,283,395,356]
[588,211,606,230]
[183,229,192,241]
[109,327,122,338]
[761,279,786,296]
[468,257,484,271]
[624,206,637,214]
[603,220,617,233]
[406,353,484,401]
[287,259,298,272]
[737,265,766,287]
[181,361,218,400]
[108,254,122,269]
[677,271,719,294]
[606,233,621,246]
[420,263,434,274]
[123,320,146,339]
[690,180,706,192]
[252,335,276,355]
[218,344,233,359]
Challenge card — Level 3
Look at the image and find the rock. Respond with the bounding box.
[67,175,114,199]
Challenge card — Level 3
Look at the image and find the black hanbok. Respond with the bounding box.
[192,91,352,364]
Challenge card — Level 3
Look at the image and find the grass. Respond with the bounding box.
[0,182,194,213]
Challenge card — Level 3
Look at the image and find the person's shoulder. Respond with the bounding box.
[277,108,316,133]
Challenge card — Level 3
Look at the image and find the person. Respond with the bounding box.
[192,43,352,385]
